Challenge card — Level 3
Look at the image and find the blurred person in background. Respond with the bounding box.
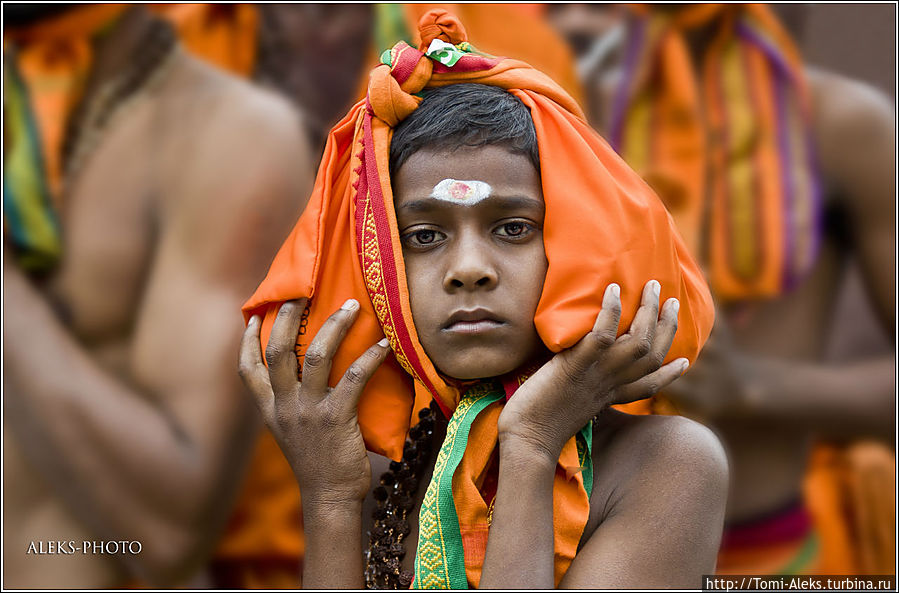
[154,4,585,587]
[155,4,583,153]
[560,3,894,576]
[3,4,311,588]
[546,3,626,129]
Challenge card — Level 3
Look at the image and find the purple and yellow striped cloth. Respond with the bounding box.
[610,4,822,301]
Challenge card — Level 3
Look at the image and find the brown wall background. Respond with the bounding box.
[802,3,896,100]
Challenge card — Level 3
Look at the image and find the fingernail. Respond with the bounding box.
[341,298,359,311]
[650,280,661,297]
[669,298,680,314]
[377,338,389,348]
[677,358,689,372]
[609,283,620,299]
[248,315,260,326]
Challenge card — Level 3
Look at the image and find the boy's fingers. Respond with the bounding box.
[627,279,661,341]
[238,315,276,420]
[301,299,360,396]
[611,357,689,406]
[334,338,391,412]
[564,283,621,375]
[592,283,622,342]
[615,297,680,384]
[265,299,307,396]
[605,280,661,368]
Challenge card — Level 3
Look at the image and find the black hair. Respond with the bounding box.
[3,5,79,27]
[389,83,539,176]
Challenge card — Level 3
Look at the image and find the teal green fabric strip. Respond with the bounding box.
[3,54,62,272]
[577,422,594,498]
[414,384,503,589]
[414,385,595,588]
[424,39,466,67]
[779,532,820,574]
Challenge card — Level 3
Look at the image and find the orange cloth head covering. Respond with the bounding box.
[243,10,714,586]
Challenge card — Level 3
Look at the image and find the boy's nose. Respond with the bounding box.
[443,244,498,291]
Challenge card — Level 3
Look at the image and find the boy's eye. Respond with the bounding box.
[495,221,535,239]
[402,228,446,248]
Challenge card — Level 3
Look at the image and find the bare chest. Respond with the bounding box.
[721,237,845,359]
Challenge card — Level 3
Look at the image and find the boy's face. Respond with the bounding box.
[393,145,548,380]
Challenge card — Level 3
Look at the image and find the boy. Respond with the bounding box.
[238,11,726,589]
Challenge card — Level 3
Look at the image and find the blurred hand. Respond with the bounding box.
[662,312,760,421]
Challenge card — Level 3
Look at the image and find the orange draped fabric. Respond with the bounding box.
[158,4,583,106]
[398,4,583,106]
[803,443,896,575]
[149,4,258,77]
[242,10,714,586]
[717,442,896,576]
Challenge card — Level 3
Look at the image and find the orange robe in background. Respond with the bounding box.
[149,4,258,77]
[611,4,895,577]
[156,4,586,588]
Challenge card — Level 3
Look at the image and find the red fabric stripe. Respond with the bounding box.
[721,502,812,549]
[432,52,501,74]
[391,43,423,85]
[360,113,442,401]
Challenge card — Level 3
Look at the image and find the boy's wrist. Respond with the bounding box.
[497,428,563,471]
[302,492,364,523]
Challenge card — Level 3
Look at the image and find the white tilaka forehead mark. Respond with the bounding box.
[429,179,492,206]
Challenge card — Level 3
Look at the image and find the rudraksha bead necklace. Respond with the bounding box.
[364,400,441,589]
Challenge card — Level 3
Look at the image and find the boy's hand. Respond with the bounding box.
[497,280,688,462]
[238,298,390,505]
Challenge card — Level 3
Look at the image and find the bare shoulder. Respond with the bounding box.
[807,66,894,134]
[807,66,894,192]
[587,409,728,529]
[156,52,313,207]
[167,52,306,145]
[152,53,314,279]
[807,69,896,236]
[562,409,728,586]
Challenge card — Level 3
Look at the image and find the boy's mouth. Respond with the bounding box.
[442,308,506,334]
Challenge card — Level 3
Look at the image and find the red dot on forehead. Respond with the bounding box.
[448,181,471,201]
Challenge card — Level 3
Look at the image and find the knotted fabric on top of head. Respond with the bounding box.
[243,9,714,588]
[609,4,822,301]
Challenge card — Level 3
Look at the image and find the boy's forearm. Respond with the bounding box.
[479,436,558,589]
[301,498,365,588]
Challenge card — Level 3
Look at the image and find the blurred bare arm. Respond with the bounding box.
[2,97,313,583]
[811,69,895,332]
[761,69,895,442]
